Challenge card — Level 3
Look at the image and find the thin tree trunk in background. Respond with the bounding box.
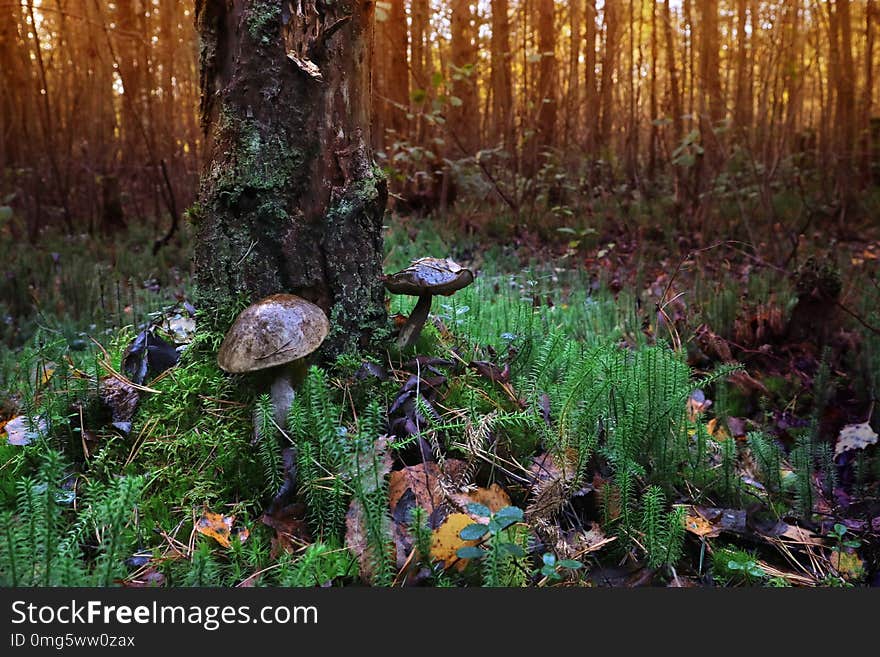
[387,0,409,137]
[698,0,724,130]
[449,0,479,155]
[733,0,752,143]
[0,3,26,167]
[193,0,387,355]
[372,9,388,151]
[490,0,514,150]
[663,0,683,204]
[599,1,620,151]
[863,0,876,182]
[648,0,658,181]
[584,1,598,152]
[566,0,581,147]
[834,0,857,214]
[535,0,557,164]
[411,0,431,143]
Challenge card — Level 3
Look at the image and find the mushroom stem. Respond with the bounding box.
[397,294,433,349]
[269,369,295,429]
[269,360,309,430]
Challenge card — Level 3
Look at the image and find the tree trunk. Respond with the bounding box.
[864,0,876,182]
[193,0,387,356]
[449,0,479,155]
[599,2,620,151]
[833,0,857,214]
[535,0,557,160]
[410,0,432,144]
[584,1,598,151]
[490,0,514,149]
[386,0,409,137]
[733,0,752,142]
[566,0,582,146]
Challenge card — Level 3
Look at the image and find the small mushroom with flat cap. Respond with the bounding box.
[382,257,474,349]
[217,294,329,429]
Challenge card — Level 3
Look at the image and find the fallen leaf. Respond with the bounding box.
[161,314,196,344]
[261,503,310,558]
[388,459,467,527]
[429,513,479,571]
[779,524,825,547]
[345,498,393,583]
[349,434,392,495]
[449,483,512,521]
[3,415,48,446]
[834,422,878,458]
[121,328,179,385]
[726,417,748,440]
[707,417,731,441]
[684,508,721,538]
[195,510,248,548]
[830,551,865,581]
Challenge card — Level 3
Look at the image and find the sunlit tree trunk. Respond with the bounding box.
[193,0,387,355]
[663,0,684,205]
[410,0,432,143]
[449,0,479,155]
[490,0,514,150]
[831,0,856,215]
[566,0,582,146]
[584,1,598,152]
[599,2,620,151]
[648,0,658,181]
[535,0,557,163]
[386,0,409,138]
[733,0,752,143]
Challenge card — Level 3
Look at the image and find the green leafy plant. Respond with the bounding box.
[712,547,768,585]
[537,552,583,585]
[457,504,529,587]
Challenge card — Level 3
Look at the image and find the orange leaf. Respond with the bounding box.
[195,510,248,548]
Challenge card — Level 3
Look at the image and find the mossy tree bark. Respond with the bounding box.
[193,0,387,356]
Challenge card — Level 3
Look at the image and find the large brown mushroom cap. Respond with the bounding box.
[382,257,474,297]
[217,294,329,374]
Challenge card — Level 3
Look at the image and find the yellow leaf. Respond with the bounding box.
[831,551,865,581]
[430,513,479,571]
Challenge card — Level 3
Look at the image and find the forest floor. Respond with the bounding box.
[1,200,879,587]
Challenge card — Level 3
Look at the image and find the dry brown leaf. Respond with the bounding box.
[429,513,479,571]
[388,459,467,523]
[345,498,394,583]
[834,422,878,458]
[261,503,310,558]
[779,524,825,547]
[195,510,248,548]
